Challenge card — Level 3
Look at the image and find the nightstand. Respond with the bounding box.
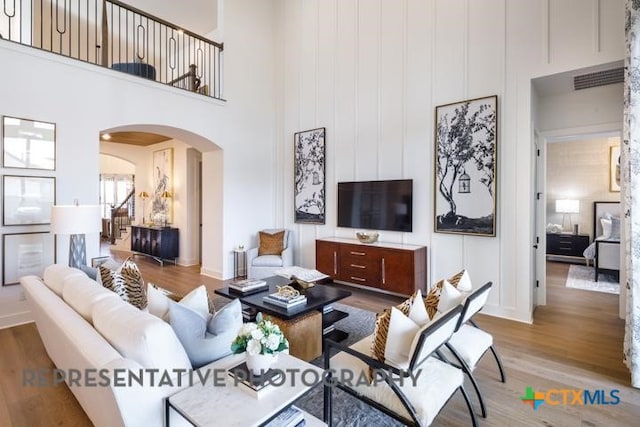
[546,233,590,262]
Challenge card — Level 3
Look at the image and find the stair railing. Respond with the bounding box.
[109,188,135,244]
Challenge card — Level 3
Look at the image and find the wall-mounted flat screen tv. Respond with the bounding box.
[337,179,413,232]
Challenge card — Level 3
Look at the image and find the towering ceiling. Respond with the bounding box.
[123,0,218,36]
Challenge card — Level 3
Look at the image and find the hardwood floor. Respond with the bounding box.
[0,253,638,426]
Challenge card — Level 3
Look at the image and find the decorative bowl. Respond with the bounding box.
[356,232,379,244]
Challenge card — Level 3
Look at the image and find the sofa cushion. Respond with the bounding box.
[63,274,120,323]
[98,260,147,310]
[252,255,284,267]
[43,264,85,296]
[169,299,242,368]
[92,297,191,371]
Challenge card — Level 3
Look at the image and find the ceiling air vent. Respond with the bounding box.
[574,68,624,90]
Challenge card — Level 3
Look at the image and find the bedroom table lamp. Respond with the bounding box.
[556,199,579,234]
[50,203,101,268]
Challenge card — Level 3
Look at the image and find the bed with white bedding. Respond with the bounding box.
[583,201,620,281]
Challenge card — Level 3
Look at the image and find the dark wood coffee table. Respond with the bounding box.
[216,275,351,361]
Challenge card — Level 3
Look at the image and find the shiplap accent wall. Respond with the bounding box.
[275,0,624,322]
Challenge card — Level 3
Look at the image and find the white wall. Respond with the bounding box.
[547,137,621,237]
[275,0,625,323]
[0,0,278,327]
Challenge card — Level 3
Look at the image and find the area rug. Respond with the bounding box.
[565,265,620,294]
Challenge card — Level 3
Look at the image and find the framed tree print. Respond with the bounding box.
[294,127,326,224]
[2,116,56,170]
[434,95,497,236]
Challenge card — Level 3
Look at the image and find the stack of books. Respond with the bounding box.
[263,292,307,309]
[227,361,282,399]
[264,405,305,427]
[241,305,258,321]
[322,305,334,314]
[228,279,268,295]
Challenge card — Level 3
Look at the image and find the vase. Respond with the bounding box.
[245,353,278,375]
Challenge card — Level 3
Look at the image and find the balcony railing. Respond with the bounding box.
[0,0,224,100]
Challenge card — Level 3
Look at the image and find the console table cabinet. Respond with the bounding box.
[130,225,179,264]
[316,237,427,295]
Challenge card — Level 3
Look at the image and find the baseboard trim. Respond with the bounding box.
[0,312,33,330]
[200,267,222,280]
[482,304,533,324]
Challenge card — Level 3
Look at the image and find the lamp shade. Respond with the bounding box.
[161,191,172,198]
[139,191,149,199]
[555,199,579,214]
[50,205,101,235]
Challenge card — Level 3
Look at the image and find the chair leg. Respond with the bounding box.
[459,386,479,427]
[489,345,506,383]
[446,345,487,418]
[323,381,333,426]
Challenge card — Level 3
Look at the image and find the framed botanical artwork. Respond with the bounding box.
[610,145,621,192]
[151,148,173,225]
[3,232,55,285]
[294,127,326,224]
[2,116,56,170]
[434,95,498,236]
[3,175,56,226]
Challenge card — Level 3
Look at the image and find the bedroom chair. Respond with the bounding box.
[246,229,293,279]
[323,304,478,427]
[438,281,505,418]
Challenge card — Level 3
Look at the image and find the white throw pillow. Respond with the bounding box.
[147,284,210,321]
[455,270,473,292]
[437,280,464,313]
[384,307,420,369]
[408,289,430,326]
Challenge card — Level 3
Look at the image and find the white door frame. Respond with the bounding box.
[534,122,622,308]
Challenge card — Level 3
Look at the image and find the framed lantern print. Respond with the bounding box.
[434,95,497,236]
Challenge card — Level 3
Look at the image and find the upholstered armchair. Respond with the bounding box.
[246,229,293,280]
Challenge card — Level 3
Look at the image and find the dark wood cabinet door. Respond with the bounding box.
[380,249,415,294]
[316,240,340,278]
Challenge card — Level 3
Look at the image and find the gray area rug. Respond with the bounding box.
[565,265,620,295]
[292,303,405,427]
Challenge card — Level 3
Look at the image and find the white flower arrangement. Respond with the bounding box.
[231,313,289,356]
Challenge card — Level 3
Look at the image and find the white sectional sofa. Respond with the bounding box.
[20,264,216,426]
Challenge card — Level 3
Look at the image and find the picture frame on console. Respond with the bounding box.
[3,232,55,285]
[3,175,56,226]
[434,95,497,237]
[2,115,56,170]
[294,127,326,224]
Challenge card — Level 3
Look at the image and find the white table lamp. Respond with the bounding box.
[555,199,579,233]
[50,204,101,268]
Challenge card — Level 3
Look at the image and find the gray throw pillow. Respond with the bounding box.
[169,299,242,369]
[610,217,621,240]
